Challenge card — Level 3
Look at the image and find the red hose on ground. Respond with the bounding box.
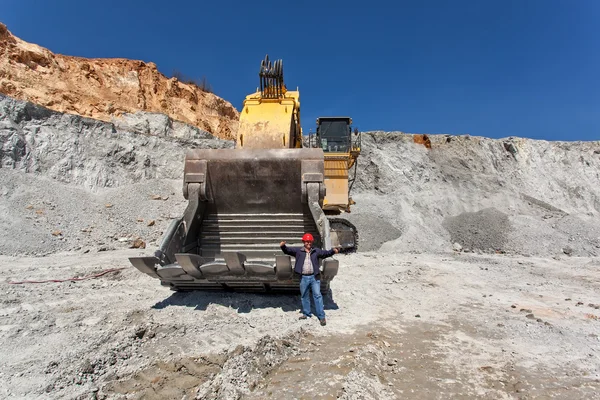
[7,267,126,284]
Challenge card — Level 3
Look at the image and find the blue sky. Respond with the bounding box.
[3,0,599,140]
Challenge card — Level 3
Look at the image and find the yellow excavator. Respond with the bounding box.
[129,55,360,292]
[310,116,361,248]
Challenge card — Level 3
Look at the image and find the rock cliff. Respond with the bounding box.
[0,23,239,139]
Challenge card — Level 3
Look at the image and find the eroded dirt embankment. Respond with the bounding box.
[0,23,239,139]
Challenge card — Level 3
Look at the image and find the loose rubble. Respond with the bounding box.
[1,251,599,399]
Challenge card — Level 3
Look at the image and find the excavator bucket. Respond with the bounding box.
[129,148,339,292]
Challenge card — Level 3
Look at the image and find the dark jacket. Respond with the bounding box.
[280,244,336,277]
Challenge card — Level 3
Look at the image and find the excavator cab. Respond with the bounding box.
[307,117,361,251]
[317,117,353,153]
[309,117,361,213]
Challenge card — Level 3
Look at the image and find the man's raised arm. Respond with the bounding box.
[280,241,299,256]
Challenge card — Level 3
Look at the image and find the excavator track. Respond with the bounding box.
[328,217,358,252]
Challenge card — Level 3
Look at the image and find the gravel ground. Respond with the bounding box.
[0,169,186,256]
[0,250,599,399]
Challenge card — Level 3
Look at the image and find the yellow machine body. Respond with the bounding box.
[323,156,352,211]
[128,55,355,293]
[237,90,302,149]
[314,117,361,213]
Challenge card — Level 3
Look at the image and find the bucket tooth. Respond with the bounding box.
[174,253,206,279]
[156,265,192,280]
[223,252,246,275]
[129,256,160,278]
[322,259,339,279]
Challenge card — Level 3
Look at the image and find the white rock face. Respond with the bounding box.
[0,95,233,256]
[335,131,600,256]
[1,95,600,257]
[0,94,233,190]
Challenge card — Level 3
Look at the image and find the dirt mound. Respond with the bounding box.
[0,170,188,256]
[0,23,239,139]
[195,331,302,399]
[347,132,600,256]
[443,207,510,252]
[104,329,303,400]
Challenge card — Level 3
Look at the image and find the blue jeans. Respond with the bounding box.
[300,275,325,320]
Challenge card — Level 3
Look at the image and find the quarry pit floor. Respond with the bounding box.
[1,249,599,399]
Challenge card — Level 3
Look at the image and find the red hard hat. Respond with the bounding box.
[302,233,314,242]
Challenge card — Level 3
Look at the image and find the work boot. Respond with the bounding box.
[320,318,327,326]
[299,315,308,320]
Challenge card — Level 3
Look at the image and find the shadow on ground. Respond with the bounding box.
[152,289,340,314]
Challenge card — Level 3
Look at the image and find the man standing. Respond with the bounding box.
[280,233,339,326]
